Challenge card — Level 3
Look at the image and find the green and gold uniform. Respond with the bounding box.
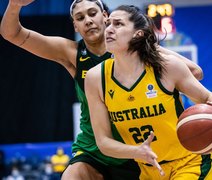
[70,40,140,179]
[102,58,211,179]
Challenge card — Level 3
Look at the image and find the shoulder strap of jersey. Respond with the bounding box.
[101,61,106,101]
[76,39,85,61]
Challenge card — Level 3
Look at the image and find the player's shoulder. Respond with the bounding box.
[86,63,102,80]
[163,54,187,70]
[162,54,191,84]
[66,38,78,49]
[85,63,102,93]
[86,58,113,82]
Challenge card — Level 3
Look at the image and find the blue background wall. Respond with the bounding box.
[174,5,212,90]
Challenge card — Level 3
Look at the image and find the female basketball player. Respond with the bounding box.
[85,5,212,179]
[1,0,205,179]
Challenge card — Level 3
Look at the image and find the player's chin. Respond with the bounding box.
[86,33,102,42]
[105,46,115,54]
[105,43,117,52]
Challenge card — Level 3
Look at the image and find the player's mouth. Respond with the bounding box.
[106,37,115,42]
[86,28,98,33]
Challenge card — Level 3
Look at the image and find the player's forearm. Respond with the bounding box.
[158,46,203,80]
[97,137,138,159]
[1,2,23,41]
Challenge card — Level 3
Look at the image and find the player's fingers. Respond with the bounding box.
[145,131,154,145]
[152,158,165,176]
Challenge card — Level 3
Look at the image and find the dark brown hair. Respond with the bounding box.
[115,5,165,76]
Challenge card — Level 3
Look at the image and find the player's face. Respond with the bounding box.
[72,0,107,43]
[105,10,136,54]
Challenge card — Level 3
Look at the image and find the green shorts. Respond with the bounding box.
[69,151,140,180]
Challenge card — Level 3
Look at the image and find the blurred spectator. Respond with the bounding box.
[40,162,54,180]
[5,166,24,180]
[50,147,70,176]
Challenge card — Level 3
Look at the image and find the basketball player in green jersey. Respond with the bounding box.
[85,5,212,179]
[1,0,205,179]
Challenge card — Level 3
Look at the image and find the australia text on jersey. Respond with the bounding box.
[108,103,166,122]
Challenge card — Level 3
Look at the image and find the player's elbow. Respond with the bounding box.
[96,141,107,155]
[0,25,21,43]
[1,27,10,40]
[96,138,112,157]
[192,66,203,80]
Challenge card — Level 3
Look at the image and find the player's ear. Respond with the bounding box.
[103,10,109,24]
[73,21,79,32]
[133,30,144,38]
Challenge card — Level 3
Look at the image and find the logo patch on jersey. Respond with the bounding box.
[128,95,135,101]
[145,84,157,98]
[108,90,115,99]
[81,49,87,56]
[80,57,90,62]
[72,150,84,157]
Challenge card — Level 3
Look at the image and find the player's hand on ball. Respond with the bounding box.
[137,131,165,176]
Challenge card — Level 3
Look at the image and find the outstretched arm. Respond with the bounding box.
[158,46,203,80]
[0,0,77,75]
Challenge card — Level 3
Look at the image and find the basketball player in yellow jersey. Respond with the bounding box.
[85,5,212,179]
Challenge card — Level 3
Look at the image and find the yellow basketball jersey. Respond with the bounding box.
[102,59,192,163]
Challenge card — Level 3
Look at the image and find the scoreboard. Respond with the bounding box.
[146,3,175,33]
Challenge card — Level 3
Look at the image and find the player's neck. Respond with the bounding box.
[114,52,143,73]
[84,39,107,56]
[113,53,144,89]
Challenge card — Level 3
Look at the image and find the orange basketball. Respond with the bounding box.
[176,103,212,154]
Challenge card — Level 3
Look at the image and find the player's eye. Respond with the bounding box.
[105,21,111,27]
[76,15,84,21]
[89,10,97,17]
[114,21,123,27]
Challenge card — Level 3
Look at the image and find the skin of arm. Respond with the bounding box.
[0,0,77,77]
[158,46,203,80]
[85,64,163,169]
[161,55,212,103]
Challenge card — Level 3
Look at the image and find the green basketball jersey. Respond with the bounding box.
[102,58,192,163]
[72,40,127,165]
